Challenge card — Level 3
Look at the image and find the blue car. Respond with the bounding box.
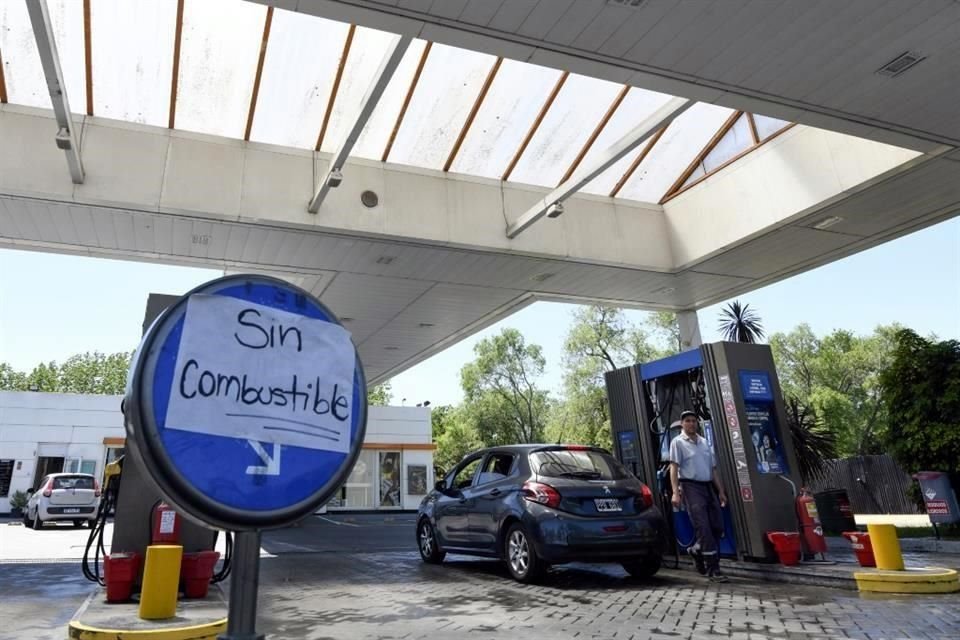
[416,444,666,582]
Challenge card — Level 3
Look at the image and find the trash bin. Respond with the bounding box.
[814,489,857,535]
[841,531,876,567]
[765,532,802,566]
[913,472,960,524]
[180,550,221,599]
[103,552,141,603]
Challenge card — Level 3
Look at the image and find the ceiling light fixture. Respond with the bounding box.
[812,215,844,230]
[361,190,379,208]
[376,256,396,265]
[418,322,435,328]
[546,202,564,219]
[384,346,400,351]
[653,286,676,295]
[531,273,555,283]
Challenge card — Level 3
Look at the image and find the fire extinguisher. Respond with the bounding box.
[151,501,181,545]
[796,487,828,559]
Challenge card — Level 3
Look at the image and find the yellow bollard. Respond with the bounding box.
[867,524,904,571]
[139,544,183,620]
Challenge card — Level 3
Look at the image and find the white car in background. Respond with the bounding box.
[23,473,101,529]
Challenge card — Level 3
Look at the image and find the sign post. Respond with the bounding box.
[123,275,367,639]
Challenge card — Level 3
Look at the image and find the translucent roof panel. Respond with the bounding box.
[0,0,85,111]
[578,87,674,196]
[319,26,401,153]
[175,0,266,139]
[386,43,498,170]
[702,113,752,173]
[617,103,735,203]
[447,59,563,180]
[91,0,177,127]
[351,38,429,160]
[754,114,791,141]
[507,74,624,188]
[248,9,349,149]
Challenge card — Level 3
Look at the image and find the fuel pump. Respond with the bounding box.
[606,341,803,562]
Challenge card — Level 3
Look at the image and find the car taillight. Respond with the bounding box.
[94,480,101,498]
[522,481,561,509]
[564,445,590,451]
[634,484,654,511]
[42,479,53,498]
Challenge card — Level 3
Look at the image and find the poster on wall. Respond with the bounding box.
[407,465,428,496]
[745,403,789,475]
[379,452,402,507]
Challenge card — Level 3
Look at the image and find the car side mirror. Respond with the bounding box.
[26,488,34,494]
[435,480,447,492]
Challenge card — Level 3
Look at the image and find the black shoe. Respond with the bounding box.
[708,569,729,583]
[688,547,707,575]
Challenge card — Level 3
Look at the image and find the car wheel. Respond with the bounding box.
[23,510,33,529]
[622,555,662,579]
[505,523,543,583]
[73,520,85,528]
[417,520,445,564]
[32,509,43,530]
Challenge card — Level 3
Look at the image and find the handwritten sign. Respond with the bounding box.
[164,294,355,454]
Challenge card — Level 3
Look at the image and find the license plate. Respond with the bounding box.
[63,508,80,514]
[594,498,622,512]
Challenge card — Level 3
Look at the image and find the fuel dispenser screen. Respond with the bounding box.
[739,370,789,475]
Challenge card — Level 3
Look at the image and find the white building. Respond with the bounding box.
[0,391,433,513]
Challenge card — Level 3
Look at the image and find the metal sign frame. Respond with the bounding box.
[124,274,368,531]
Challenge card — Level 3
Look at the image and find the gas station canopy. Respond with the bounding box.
[1,0,959,384]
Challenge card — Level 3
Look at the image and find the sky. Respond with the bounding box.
[1,218,958,406]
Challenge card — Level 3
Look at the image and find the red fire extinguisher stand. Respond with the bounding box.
[796,488,828,558]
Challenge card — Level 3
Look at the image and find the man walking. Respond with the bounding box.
[668,410,729,582]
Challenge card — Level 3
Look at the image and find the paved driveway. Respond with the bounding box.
[2,514,958,640]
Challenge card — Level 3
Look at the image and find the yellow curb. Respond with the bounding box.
[853,567,960,594]
[68,618,228,640]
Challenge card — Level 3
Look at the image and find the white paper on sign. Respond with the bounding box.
[164,294,355,454]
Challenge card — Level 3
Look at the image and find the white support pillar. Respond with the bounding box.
[677,309,702,350]
[506,97,692,239]
[26,0,84,184]
[308,33,412,213]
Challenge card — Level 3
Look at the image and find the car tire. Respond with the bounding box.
[504,522,543,583]
[73,520,85,528]
[622,555,662,579]
[23,510,33,529]
[32,510,43,530]
[417,520,445,564]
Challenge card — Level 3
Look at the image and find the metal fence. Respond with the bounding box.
[807,455,919,514]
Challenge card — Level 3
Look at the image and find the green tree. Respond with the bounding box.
[57,352,131,394]
[771,324,897,456]
[460,328,551,445]
[548,306,669,450]
[0,363,27,391]
[367,381,393,406]
[430,405,455,441]
[434,412,482,475]
[25,362,61,392]
[645,311,682,355]
[879,329,960,495]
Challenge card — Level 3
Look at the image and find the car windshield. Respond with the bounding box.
[52,476,95,490]
[530,450,629,480]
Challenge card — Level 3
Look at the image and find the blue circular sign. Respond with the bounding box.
[124,275,367,530]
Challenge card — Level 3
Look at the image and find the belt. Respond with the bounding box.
[679,479,713,486]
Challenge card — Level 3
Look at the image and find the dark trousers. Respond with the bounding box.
[681,480,724,570]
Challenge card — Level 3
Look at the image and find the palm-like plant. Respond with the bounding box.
[718,300,765,343]
[785,396,838,482]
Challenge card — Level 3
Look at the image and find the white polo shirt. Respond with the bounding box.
[668,432,715,482]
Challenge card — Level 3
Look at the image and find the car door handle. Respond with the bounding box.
[489,488,501,497]
[459,497,467,503]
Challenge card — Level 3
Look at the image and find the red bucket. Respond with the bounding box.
[103,552,141,603]
[180,550,221,599]
[841,531,876,567]
[765,531,801,566]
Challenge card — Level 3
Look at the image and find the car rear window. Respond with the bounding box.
[529,450,629,480]
[53,476,95,490]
